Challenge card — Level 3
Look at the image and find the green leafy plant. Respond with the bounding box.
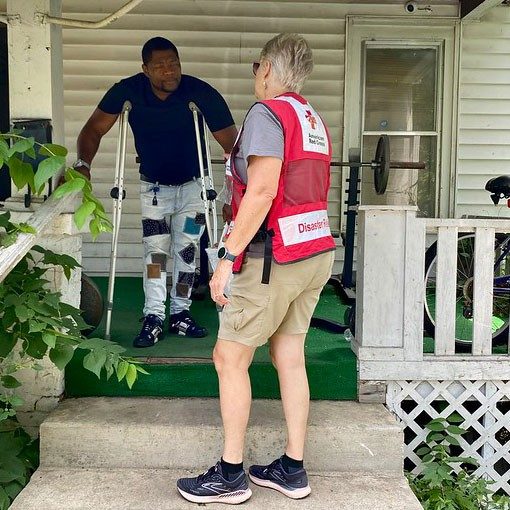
[0,133,112,238]
[407,416,510,510]
[0,233,149,509]
[0,134,145,509]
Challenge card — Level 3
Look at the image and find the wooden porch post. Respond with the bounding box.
[353,205,423,403]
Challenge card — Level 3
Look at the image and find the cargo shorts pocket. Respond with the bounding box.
[228,293,270,334]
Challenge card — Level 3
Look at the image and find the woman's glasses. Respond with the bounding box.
[252,62,260,76]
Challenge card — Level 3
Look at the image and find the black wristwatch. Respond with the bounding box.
[217,246,236,262]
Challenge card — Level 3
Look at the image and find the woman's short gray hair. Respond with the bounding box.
[260,33,313,93]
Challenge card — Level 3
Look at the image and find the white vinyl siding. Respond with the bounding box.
[58,1,455,275]
[457,6,510,219]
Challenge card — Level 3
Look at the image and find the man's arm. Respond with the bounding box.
[75,108,119,179]
[211,125,237,154]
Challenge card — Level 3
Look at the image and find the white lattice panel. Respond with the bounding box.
[387,380,510,495]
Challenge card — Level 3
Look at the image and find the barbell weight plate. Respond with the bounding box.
[374,135,390,195]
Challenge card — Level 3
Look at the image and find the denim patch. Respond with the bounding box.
[179,244,196,265]
[151,253,167,267]
[183,216,202,236]
[176,283,190,298]
[142,218,169,237]
[178,271,195,286]
[194,212,206,225]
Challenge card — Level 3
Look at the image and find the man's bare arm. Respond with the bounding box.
[211,125,237,154]
[75,108,119,179]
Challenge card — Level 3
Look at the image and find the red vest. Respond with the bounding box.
[230,92,335,274]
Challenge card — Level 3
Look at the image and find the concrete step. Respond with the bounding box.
[10,468,422,510]
[39,398,404,475]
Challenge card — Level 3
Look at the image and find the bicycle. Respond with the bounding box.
[423,175,510,347]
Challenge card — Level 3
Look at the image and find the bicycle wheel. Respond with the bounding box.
[424,233,510,347]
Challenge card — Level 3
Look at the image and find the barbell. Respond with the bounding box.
[209,135,425,195]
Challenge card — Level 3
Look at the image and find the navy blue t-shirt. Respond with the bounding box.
[98,73,234,185]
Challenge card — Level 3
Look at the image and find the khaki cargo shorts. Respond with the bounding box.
[218,251,335,347]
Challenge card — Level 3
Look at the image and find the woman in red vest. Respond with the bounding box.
[177,33,335,505]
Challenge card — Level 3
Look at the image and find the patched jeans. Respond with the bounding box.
[140,179,205,319]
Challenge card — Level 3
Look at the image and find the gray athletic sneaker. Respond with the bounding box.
[249,457,311,499]
[177,461,252,505]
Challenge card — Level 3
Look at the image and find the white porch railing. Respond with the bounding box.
[354,206,510,494]
[354,205,510,387]
[0,193,78,283]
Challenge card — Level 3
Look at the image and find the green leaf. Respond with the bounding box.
[447,413,464,424]
[116,361,129,382]
[52,177,85,199]
[426,420,447,432]
[7,155,31,190]
[0,211,10,227]
[446,425,467,435]
[83,350,107,379]
[416,446,431,456]
[1,375,21,389]
[49,343,75,370]
[135,365,150,375]
[34,155,65,193]
[74,201,96,229]
[8,136,34,156]
[0,139,9,161]
[0,329,17,358]
[427,433,445,443]
[28,319,46,333]
[125,364,137,389]
[16,221,36,234]
[38,143,68,157]
[42,332,56,348]
[14,305,30,323]
[25,334,48,359]
[444,435,460,446]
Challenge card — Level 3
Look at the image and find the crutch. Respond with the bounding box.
[105,100,132,340]
[189,102,218,250]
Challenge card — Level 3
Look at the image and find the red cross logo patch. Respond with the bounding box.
[305,110,317,130]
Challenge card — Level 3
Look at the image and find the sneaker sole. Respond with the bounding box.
[177,486,252,505]
[248,474,311,499]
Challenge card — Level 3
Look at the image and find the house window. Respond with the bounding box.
[361,45,440,217]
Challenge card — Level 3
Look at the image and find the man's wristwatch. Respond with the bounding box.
[72,158,91,171]
[217,246,236,262]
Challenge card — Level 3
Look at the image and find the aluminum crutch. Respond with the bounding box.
[105,100,131,340]
[189,102,218,248]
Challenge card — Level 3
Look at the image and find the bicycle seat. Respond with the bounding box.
[485,175,510,204]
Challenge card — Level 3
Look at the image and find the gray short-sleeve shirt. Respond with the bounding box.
[233,103,284,184]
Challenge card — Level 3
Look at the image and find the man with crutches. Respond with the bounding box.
[73,37,236,347]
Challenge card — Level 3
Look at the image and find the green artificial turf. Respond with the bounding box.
[66,278,357,400]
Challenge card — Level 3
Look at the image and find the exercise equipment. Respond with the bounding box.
[105,100,131,340]
[310,135,426,333]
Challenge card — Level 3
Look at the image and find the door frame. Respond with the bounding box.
[343,16,461,221]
